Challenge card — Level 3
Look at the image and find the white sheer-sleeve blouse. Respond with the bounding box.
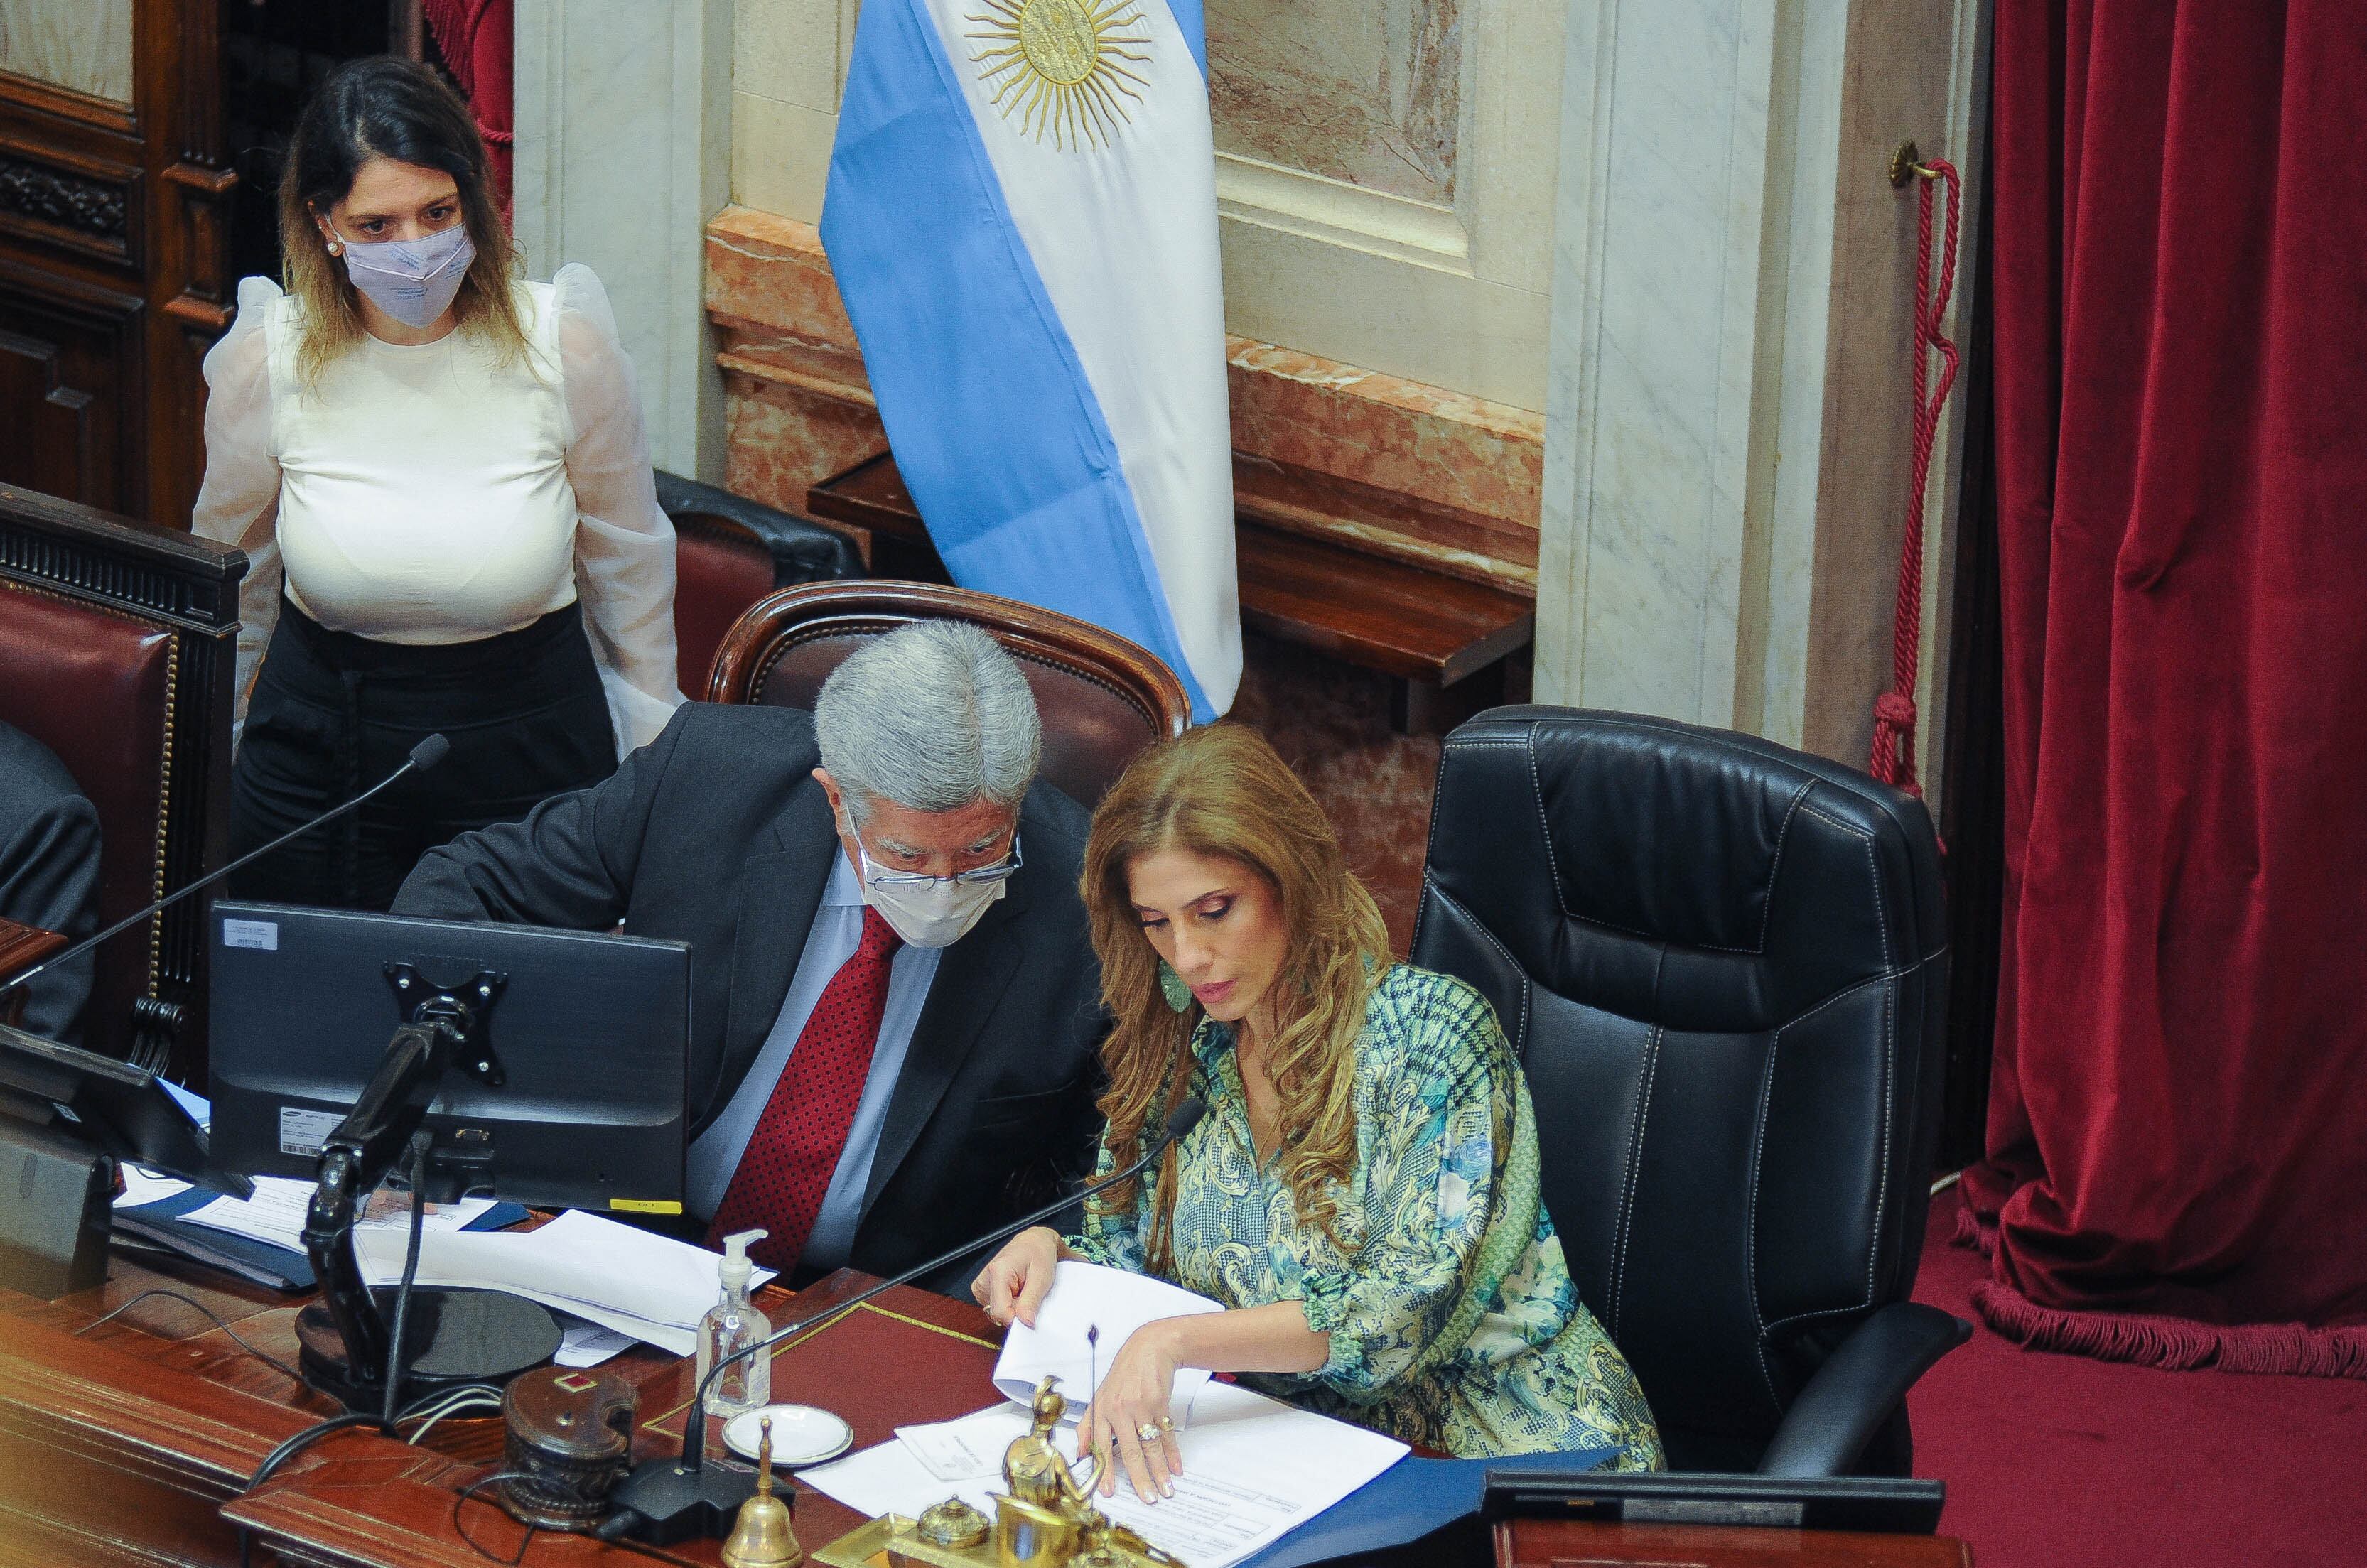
[189,263,684,755]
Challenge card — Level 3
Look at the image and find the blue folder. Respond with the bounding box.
[1239,1444,1622,1568]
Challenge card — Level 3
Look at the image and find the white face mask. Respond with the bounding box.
[844,823,1018,949]
[328,217,475,329]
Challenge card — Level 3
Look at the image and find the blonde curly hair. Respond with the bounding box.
[1081,723,1390,1272]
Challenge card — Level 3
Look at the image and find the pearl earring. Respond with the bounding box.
[327,241,344,256]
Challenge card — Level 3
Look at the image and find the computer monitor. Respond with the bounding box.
[0,1020,252,1297]
[0,1020,231,1192]
[207,902,690,1215]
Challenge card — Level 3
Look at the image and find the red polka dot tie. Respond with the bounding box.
[707,905,903,1272]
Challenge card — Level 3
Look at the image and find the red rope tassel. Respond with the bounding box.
[1870,158,1961,799]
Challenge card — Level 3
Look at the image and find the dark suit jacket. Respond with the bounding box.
[392,703,1105,1289]
[0,720,100,1043]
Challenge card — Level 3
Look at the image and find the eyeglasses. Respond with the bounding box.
[858,831,1025,891]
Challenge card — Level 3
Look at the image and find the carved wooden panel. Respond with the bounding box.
[0,141,139,264]
[0,263,143,512]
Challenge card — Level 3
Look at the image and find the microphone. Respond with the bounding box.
[4,734,453,998]
[606,1095,1209,1545]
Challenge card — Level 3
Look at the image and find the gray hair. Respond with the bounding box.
[813,619,1042,826]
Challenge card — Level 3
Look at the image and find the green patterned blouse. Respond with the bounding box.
[1067,963,1664,1468]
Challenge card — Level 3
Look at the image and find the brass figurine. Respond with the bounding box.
[813,1378,1182,1568]
[1001,1378,1096,1515]
[722,1416,805,1568]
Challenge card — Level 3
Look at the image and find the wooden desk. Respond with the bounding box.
[0,1248,1970,1568]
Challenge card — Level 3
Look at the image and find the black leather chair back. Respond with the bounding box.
[1410,708,1948,1473]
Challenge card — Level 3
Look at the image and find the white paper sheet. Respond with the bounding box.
[895,1404,1027,1483]
[992,1260,1224,1411]
[351,1209,773,1357]
[806,1382,1407,1568]
[177,1175,498,1252]
[556,1321,637,1368]
[115,1166,193,1208]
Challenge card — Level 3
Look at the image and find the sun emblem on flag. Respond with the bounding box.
[966,0,1152,151]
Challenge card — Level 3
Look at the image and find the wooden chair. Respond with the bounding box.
[0,485,244,1078]
[657,470,863,696]
[708,581,1190,805]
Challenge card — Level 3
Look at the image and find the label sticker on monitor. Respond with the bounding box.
[610,1198,684,1215]
[222,919,279,951]
[279,1105,343,1156]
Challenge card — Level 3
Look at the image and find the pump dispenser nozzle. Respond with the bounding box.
[719,1229,765,1292]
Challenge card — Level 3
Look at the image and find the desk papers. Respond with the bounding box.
[113,1172,524,1290]
[352,1209,772,1356]
[992,1260,1224,1411]
[182,1177,502,1251]
[807,1378,1407,1568]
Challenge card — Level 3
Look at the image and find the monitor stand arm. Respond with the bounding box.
[293,988,561,1415]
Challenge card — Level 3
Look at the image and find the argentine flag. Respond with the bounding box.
[821,0,1241,720]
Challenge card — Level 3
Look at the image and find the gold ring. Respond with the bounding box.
[1157,1416,1176,1431]
[1136,1422,1161,1443]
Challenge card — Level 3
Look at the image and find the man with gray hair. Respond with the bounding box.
[394,620,1103,1289]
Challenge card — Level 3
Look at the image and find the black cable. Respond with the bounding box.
[76,1287,307,1385]
[452,1471,540,1565]
[249,1384,504,1491]
[379,1131,433,1431]
[251,1412,382,1489]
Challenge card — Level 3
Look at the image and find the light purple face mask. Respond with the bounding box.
[330,219,476,330]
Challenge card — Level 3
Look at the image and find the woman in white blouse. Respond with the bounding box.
[193,58,681,909]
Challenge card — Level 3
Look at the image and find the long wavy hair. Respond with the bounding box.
[277,56,527,384]
[1082,724,1391,1273]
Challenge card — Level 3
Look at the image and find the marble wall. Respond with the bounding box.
[0,0,133,103]
[1536,0,1988,800]
[702,205,1545,589]
[1207,0,1462,207]
[513,0,733,480]
[730,0,1565,412]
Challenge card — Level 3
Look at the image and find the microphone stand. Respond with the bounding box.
[4,733,453,1003]
[606,1097,1209,1546]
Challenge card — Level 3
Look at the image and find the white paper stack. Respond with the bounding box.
[352,1209,774,1355]
[814,1381,1405,1568]
[991,1260,1224,1412]
[802,1264,1408,1568]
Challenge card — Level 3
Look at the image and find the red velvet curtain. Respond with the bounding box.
[423,0,515,212]
[1960,0,2367,1376]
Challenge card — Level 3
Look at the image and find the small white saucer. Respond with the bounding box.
[721,1404,855,1469]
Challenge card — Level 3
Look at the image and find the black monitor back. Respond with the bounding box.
[207,902,689,1213]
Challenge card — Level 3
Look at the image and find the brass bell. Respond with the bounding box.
[721,1417,804,1568]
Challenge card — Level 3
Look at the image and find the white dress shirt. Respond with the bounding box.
[190,265,684,757]
[684,851,942,1270]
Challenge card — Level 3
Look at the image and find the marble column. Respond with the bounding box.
[1536,0,1988,797]
[512,0,733,482]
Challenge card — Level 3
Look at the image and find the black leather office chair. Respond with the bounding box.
[1409,708,1968,1476]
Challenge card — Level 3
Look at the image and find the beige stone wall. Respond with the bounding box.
[730,0,1565,412]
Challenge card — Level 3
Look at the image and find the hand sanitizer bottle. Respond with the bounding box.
[696,1228,772,1419]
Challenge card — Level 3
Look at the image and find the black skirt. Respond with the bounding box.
[227,598,618,910]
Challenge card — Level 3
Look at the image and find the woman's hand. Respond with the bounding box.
[971,1226,1063,1328]
[1079,1319,1185,1503]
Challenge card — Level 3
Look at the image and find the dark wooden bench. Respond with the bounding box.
[807,453,1534,732]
